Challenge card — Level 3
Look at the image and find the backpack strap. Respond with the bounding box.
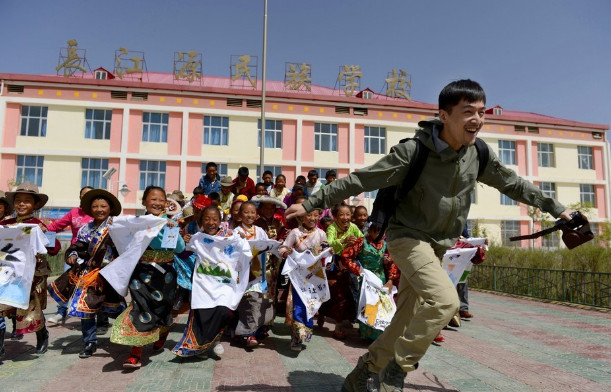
[395,138,429,201]
[474,138,489,179]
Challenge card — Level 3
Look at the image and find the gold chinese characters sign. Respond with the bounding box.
[114,47,146,79]
[56,39,88,77]
[385,68,411,100]
[174,51,202,83]
[230,55,258,88]
[337,65,362,97]
[284,62,311,91]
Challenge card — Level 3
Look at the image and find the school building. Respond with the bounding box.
[0,70,608,247]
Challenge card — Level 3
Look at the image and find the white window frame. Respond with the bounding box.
[364,126,386,154]
[85,109,112,140]
[537,143,555,168]
[20,105,48,137]
[142,112,169,143]
[580,184,596,207]
[201,163,227,178]
[257,119,282,149]
[256,166,282,183]
[139,160,166,190]
[16,155,44,186]
[81,158,109,189]
[577,146,593,170]
[314,123,338,152]
[498,140,516,165]
[203,116,229,146]
[539,182,556,199]
[500,193,517,206]
[500,220,520,246]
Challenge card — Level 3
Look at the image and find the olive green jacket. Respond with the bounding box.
[302,119,565,255]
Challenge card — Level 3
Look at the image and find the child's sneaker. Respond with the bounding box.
[290,342,303,352]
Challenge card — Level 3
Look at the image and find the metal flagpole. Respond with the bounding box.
[259,0,268,176]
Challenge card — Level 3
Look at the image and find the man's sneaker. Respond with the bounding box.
[378,360,407,392]
[212,342,225,356]
[47,313,66,325]
[341,356,379,392]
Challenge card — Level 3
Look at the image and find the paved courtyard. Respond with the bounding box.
[1,290,610,392]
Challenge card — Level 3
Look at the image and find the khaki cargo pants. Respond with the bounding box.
[363,237,459,373]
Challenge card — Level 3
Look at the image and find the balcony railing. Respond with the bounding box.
[469,265,611,309]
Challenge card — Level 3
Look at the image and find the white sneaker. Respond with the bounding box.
[47,313,66,324]
[212,342,224,356]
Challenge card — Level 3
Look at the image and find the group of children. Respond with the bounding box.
[0,168,400,370]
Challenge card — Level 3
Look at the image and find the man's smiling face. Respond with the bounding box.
[439,99,486,151]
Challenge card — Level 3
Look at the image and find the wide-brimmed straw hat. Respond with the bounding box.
[0,191,13,216]
[250,195,287,209]
[80,189,122,217]
[5,182,49,210]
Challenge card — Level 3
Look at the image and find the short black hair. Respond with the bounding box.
[331,202,350,217]
[142,185,166,202]
[325,170,336,178]
[295,175,306,183]
[307,169,318,178]
[438,79,486,113]
[238,166,249,177]
[208,192,220,201]
[276,174,286,182]
[354,205,368,215]
[206,162,217,170]
[262,170,273,177]
[192,186,204,196]
[255,182,266,189]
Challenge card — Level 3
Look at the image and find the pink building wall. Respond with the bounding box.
[301,121,314,162]
[186,162,203,190]
[519,221,530,248]
[166,161,181,192]
[188,114,203,156]
[3,103,20,148]
[127,110,143,153]
[282,120,297,161]
[0,154,16,191]
[281,166,296,187]
[516,141,527,176]
[531,142,538,177]
[354,124,365,165]
[594,146,605,180]
[109,109,123,153]
[167,112,182,155]
[124,159,140,205]
[595,185,607,218]
[338,123,349,164]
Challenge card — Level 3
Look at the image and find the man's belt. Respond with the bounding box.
[510,211,594,249]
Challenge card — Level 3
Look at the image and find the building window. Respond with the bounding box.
[498,140,516,165]
[501,220,520,246]
[500,193,517,206]
[315,123,338,152]
[95,70,108,80]
[256,166,283,183]
[85,109,112,140]
[201,163,227,179]
[139,160,166,190]
[537,143,555,168]
[257,119,282,149]
[364,126,386,154]
[20,105,48,137]
[578,146,593,170]
[466,220,477,237]
[470,189,476,204]
[142,112,168,143]
[313,168,335,185]
[364,190,379,200]
[539,182,556,199]
[203,116,229,145]
[40,207,72,219]
[16,155,44,186]
[541,222,560,248]
[81,158,109,189]
[580,184,596,207]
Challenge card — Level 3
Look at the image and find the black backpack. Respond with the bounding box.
[369,137,489,241]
